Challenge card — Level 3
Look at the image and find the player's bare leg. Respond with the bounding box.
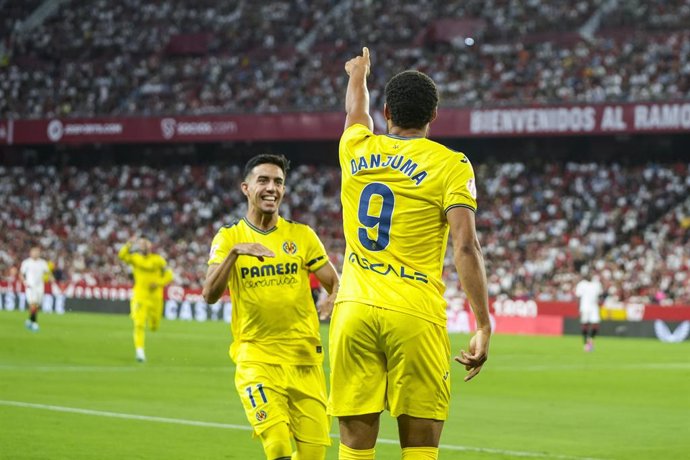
[338,413,380,459]
[26,304,40,331]
[397,415,442,459]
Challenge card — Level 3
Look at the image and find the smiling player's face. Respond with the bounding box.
[242,163,285,216]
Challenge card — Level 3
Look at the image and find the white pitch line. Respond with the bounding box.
[496,362,690,372]
[0,365,235,372]
[0,400,605,460]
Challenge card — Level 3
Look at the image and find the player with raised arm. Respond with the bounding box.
[20,246,53,331]
[202,154,340,460]
[118,237,174,362]
[328,47,492,460]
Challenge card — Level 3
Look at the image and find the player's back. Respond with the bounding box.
[338,124,477,325]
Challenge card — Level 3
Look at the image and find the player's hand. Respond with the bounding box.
[345,47,370,77]
[317,294,336,321]
[455,329,490,382]
[231,243,275,262]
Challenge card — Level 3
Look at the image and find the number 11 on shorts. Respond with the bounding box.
[245,383,268,408]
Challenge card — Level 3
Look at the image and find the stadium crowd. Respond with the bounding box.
[1,0,689,118]
[1,160,688,305]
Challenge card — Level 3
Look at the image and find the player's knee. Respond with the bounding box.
[259,423,292,460]
[293,440,326,460]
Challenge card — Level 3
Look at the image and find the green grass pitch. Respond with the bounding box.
[1,310,689,459]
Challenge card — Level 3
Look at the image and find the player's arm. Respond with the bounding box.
[202,243,275,304]
[118,237,136,264]
[160,267,174,286]
[19,264,26,286]
[447,207,491,382]
[312,261,339,320]
[344,47,374,131]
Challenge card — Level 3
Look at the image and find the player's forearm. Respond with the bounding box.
[202,253,237,304]
[118,243,132,261]
[455,241,491,333]
[345,68,370,117]
[161,269,174,286]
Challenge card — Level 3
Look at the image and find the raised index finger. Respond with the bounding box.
[362,47,370,61]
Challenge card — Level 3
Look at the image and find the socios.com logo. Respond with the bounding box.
[161,118,176,139]
[47,120,64,142]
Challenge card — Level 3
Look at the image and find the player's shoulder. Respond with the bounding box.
[281,218,320,239]
[426,138,472,164]
[281,217,313,231]
[341,123,374,142]
[216,219,241,234]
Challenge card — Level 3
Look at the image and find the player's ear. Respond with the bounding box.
[430,107,438,124]
[240,181,249,197]
[383,103,391,121]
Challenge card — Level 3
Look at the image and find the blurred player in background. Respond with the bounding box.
[19,246,53,332]
[118,236,173,362]
[203,154,339,460]
[575,266,604,352]
[329,47,491,460]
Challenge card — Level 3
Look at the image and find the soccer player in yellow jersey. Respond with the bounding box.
[118,237,174,362]
[328,47,492,460]
[203,154,340,460]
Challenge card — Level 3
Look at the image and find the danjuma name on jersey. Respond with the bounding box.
[350,154,428,186]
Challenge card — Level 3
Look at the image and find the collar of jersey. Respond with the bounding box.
[243,217,278,235]
[385,133,424,140]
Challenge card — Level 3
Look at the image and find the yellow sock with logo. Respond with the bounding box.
[339,443,375,459]
[401,446,438,459]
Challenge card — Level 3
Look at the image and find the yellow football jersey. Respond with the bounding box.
[118,244,172,301]
[208,216,329,365]
[338,123,477,326]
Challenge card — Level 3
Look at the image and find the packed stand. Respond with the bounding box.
[2,0,690,118]
[600,0,690,31]
[1,160,689,305]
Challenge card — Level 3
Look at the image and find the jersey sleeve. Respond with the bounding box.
[208,228,233,265]
[575,281,584,297]
[157,256,174,285]
[443,153,478,213]
[339,123,374,164]
[118,242,133,264]
[302,226,329,273]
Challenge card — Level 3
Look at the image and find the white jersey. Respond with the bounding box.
[20,258,50,288]
[575,279,603,312]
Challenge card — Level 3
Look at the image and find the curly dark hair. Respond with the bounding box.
[243,153,290,180]
[384,70,439,130]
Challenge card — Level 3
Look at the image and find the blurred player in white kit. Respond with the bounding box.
[575,267,603,352]
[19,246,53,332]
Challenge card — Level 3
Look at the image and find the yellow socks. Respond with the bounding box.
[339,443,375,459]
[401,447,439,459]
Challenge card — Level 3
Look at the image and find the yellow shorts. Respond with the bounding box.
[328,301,451,420]
[235,361,331,446]
[130,298,163,328]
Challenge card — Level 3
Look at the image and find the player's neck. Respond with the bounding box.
[388,125,428,138]
[245,212,278,231]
